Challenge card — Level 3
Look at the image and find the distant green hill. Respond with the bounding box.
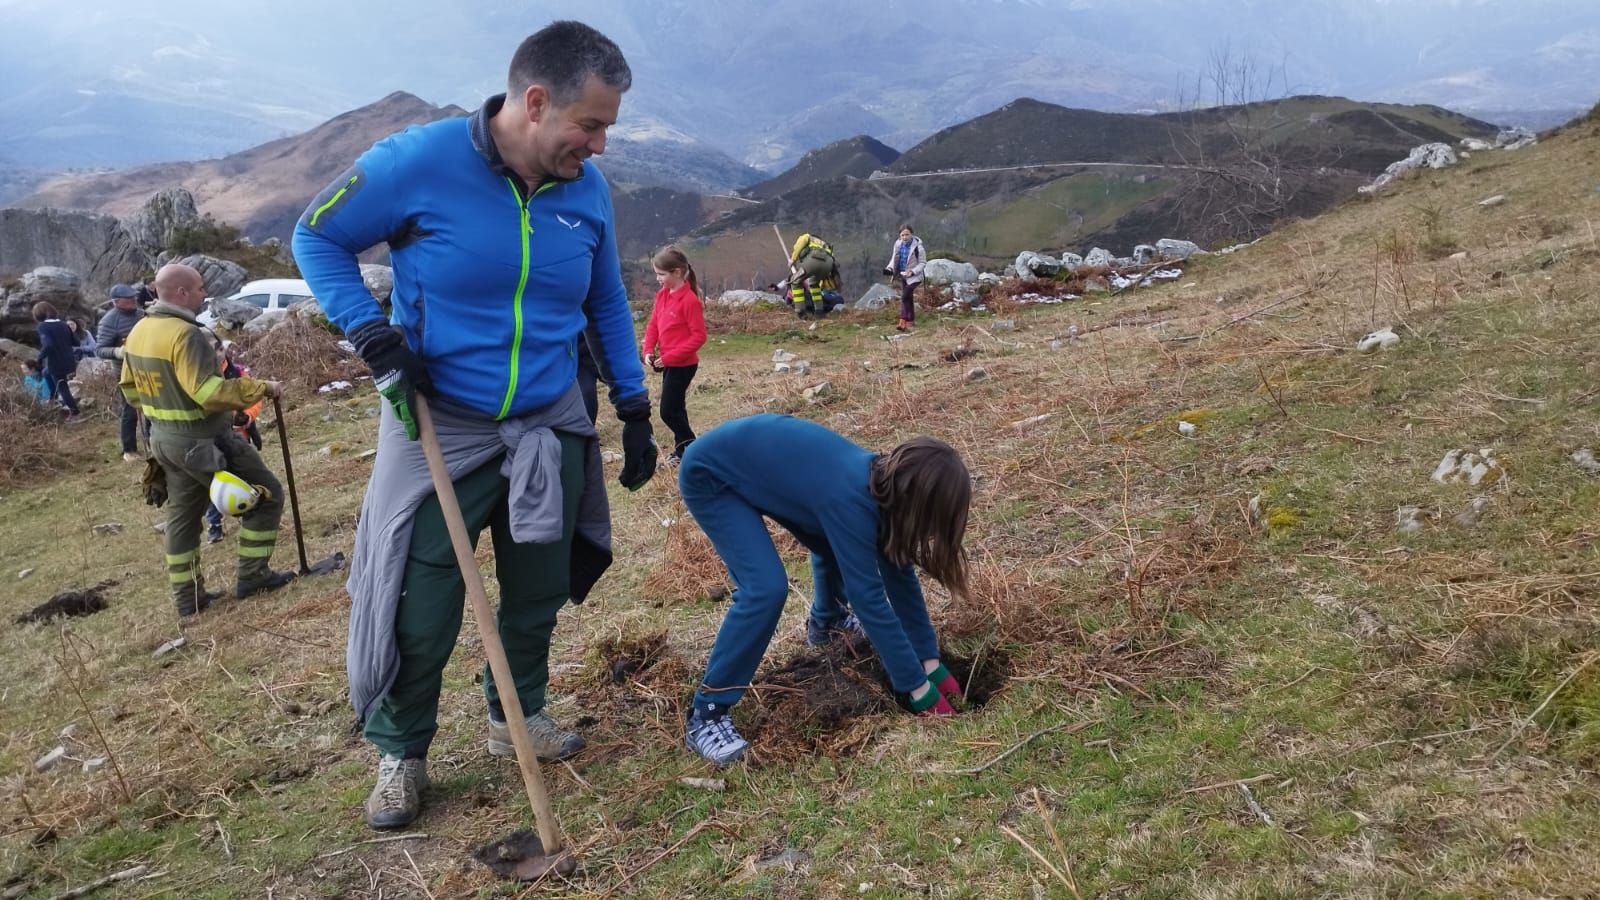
[745,135,900,201]
[675,95,1501,295]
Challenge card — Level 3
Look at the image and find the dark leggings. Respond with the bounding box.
[44,373,79,415]
[899,280,917,323]
[659,364,698,457]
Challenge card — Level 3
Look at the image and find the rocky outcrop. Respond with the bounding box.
[0,208,146,300]
[1,267,95,341]
[126,189,201,259]
[1360,143,1458,193]
[1084,247,1115,268]
[177,254,247,297]
[206,298,263,330]
[1132,244,1157,265]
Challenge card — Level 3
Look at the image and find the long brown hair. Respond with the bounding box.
[652,246,699,297]
[870,436,971,597]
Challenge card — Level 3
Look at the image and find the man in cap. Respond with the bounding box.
[121,263,295,617]
[96,284,146,461]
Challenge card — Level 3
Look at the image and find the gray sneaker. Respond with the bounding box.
[487,710,586,761]
[364,754,428,830]
[686,710,749,767]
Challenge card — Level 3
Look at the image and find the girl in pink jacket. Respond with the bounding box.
[641,246,708,461]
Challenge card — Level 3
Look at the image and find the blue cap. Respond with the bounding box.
[109,283,137,299]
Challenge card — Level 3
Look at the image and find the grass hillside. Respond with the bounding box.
[1,112,1598,898]
[680,95,1504,293]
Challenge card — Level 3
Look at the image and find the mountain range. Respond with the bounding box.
[0,0,1593,179]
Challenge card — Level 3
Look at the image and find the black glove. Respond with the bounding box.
[350,322,433,440]
[141,458,167,508]
[883,265,895,277]
[615,394,657,491]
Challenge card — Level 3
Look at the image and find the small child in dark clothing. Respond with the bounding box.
[32,302,82,421]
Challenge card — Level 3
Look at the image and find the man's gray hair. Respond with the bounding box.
[508,20,631,106]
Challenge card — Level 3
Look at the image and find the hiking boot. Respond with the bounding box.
[364,754,428,830]
[685,707,749,767]
[487,710,586,761]
[206,523,224,544]
[235,569,295,599]
[174,589,222,618]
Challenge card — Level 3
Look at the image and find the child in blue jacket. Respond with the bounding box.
[678,414,971,765]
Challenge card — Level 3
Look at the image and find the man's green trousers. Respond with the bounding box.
[364,431,585,759]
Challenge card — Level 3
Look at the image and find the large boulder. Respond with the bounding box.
[1,267,95,341]
[1014,251,1060,278]
[360,264,394,302]
[126,189,201,259]
[0,337,38,362]
[855,283,896,310]
[712,289,783,306]
[242,310,288,336]
[1361,143,1458,193]
[1132,244,1157,265]
[179,254,248,298]
[0,208,146,301]
[1495,126,1536,150]
[922,259,979,285]
[1083,247,1115,268]
[288,299,329,326]
[1058,251,1085,270]
[1155,238,1203,260]
[206,298,263,330]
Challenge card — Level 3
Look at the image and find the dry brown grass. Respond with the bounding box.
[241,318,365,392]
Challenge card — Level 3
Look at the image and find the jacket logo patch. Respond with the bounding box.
[556,214,582,231]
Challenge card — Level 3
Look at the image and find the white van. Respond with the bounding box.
[198,278,316,326]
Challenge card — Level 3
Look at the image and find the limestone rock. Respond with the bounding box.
[1083,247,1115,268]
[1155,238,1203,260]
[126,188,201,258]
[1014,251,1060,278]
[713,289,783,307]
[921,259,979,285]
[177,254,247,298]
[1357,329,1400,352]
[206,298,263,330]
[0,207,146,302]
[1360,143,1458,193]
[1396,505,1426,533]
[963,367,989,384]
[242,310,287,336]
[2,266,95,341]
[360,264,393,302]
[1058,252,1085,270]
[1132,244,1157,265]
[34,746,66,772]
[855,283,895,310]
[1477,194,1506,208]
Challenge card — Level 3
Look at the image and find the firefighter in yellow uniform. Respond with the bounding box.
[121,264,295,617]
[787,233,843,319]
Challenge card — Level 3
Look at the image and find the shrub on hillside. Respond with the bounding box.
[0,377,78,486]
[169,215,242,256]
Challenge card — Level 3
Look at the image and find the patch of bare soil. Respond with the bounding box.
[14,580,114,625]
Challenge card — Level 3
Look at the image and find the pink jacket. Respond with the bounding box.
[641,282,707,367]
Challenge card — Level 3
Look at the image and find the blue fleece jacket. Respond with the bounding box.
[680,414,938,694]
[292,95,646,421]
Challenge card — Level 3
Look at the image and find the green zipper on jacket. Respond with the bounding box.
[497,177,559,420]
[308,174,358,227]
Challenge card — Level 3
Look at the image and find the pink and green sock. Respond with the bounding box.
[909,683,955,716]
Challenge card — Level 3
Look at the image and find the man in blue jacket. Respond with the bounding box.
[293,20,656,830]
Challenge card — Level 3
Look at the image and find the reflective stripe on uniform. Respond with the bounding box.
[191,374,225,405]
[238,527,276,542]
[238,544,275,558]
[143,406,208,421]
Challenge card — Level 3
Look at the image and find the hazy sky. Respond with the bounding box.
[2,0,1595,168]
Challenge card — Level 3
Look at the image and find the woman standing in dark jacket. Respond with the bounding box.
[32,302,82,422]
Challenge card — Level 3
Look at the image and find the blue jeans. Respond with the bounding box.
[43,372,79,415]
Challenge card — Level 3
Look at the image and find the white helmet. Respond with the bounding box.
[209,470,264,517]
